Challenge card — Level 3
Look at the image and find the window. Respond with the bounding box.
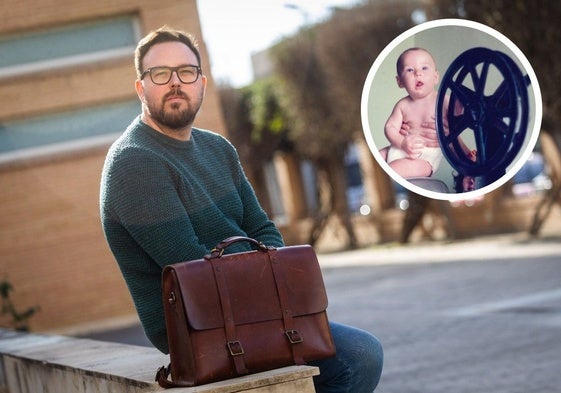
[0,16,139,78]
[0,16,141,164]
[0,100,140,164]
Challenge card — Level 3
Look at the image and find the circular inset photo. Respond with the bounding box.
[361,19,542,201]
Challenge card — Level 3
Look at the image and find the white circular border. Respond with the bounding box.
[360,18,543,202]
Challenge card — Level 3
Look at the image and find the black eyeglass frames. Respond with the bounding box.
[141,65,201,85]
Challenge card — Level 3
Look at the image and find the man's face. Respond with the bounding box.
[462,175,476,191]
[136,41,207,131]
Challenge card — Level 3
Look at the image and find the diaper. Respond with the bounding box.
[387,146,443,173]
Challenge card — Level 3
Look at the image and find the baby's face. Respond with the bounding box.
[397,50,439,98]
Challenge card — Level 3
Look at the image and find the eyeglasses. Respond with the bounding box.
[141,65,201,85]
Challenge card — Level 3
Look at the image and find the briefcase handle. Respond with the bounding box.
[207,236,271,258]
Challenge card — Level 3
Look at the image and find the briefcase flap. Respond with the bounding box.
[165,245,328,331]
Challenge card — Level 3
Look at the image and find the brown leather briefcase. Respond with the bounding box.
[156,236,336,387]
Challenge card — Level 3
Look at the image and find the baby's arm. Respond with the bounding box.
[385,99,422,157]
[384,101,405,151]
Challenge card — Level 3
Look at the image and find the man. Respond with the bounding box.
[100,26,383,392]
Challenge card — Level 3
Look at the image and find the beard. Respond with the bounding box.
[147,88,203,130]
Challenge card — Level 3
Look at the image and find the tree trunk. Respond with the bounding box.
[307,163,332,246]
[328,156,358,249]
[307,155,358,250]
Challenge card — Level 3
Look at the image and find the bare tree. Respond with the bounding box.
[272,29,358,248]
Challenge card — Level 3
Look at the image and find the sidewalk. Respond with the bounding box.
[314,201,560,266]
[317,231,561,268]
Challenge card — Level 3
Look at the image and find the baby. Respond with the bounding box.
[380,47,443,178]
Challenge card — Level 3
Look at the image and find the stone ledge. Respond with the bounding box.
[0,329,318,392]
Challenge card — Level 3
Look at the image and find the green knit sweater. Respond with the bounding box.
[100,116,284,353]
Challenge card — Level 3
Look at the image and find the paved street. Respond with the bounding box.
[86,232,561,393]
[320,234,561,393]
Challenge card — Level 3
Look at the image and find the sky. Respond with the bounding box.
[196,0,362,87]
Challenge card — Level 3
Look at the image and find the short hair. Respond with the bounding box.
[396,47,435,74]
[134,26,201,79]
[453,172,465,193]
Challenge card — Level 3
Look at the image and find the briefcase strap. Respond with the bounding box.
[155,364,193,388]
[210,258,249,376]
[268,249,305,365]
[207,238,305,375]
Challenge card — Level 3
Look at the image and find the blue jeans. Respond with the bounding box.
[308,322,383,393]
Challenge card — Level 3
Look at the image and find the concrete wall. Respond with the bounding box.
[0,329,317,393]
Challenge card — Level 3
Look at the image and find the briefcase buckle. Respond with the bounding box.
[285,330,304,344]
[227,340,245,356]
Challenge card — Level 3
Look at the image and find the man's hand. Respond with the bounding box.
[399,121,440,157]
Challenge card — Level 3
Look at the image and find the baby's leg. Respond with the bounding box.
[389,158,432,178]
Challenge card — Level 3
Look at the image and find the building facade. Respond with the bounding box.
[0,0,226,333]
